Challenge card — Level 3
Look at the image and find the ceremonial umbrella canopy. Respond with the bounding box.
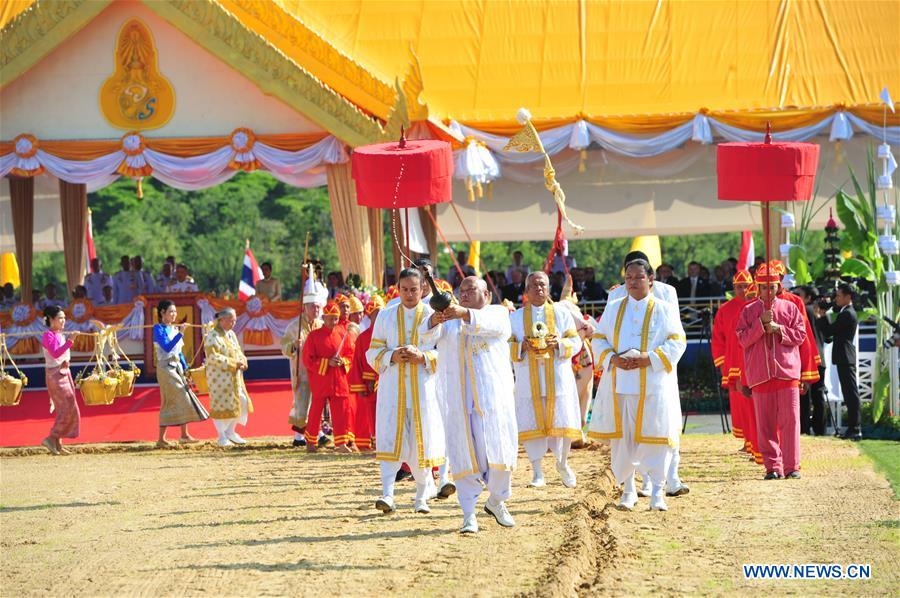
[717,124,821,294]
[351,132,454,309]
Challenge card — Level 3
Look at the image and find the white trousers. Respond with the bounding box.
[523,436,572,464]
[455,411,512,517]
[212,392,250,440]
[213,419,238,439]
[379,411,430,500]
[610,394,671,490]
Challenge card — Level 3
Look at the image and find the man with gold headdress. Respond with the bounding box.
[589,258,686,511]
[280,276,326,447]
[509,271,582,489]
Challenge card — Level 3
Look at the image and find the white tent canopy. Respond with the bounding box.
[438,135,871,241]
[0,174,64,253]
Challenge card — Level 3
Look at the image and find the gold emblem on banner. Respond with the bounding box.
[100,18,175,130]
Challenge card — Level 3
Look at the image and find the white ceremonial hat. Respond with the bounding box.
[302,281,328,306]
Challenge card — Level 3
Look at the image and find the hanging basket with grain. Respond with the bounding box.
[0,334,28,406]
[75,325,119,406]
[104,327,141,398]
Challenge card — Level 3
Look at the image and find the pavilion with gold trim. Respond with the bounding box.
[2,0,898,303]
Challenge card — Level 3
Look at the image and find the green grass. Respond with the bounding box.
[858,440,900,500]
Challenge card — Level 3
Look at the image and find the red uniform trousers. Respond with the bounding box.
[353,392,376,450]
[730,386,761,464]
[752,379,800,476]
[305,393,352,447]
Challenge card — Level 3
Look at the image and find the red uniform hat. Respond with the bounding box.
[733,269,753,285]
[335,294,350,305]
[754,263,781,284]
[434,278,452,294]
[385,286,399,300]
[365,295,385,315]
[768,260,787,277]
[323,302,341,317]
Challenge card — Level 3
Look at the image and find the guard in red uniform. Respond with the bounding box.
[712,270,760,461]
[349,296,384,452]
[302,302,356,452]
[769,260,822,386]
[736,264,807,479]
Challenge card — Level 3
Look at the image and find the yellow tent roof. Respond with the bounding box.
[279,0,900,129]
[3,0,898,135]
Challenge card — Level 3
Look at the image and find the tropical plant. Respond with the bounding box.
[833,147,900,423]
[779,188,832,286]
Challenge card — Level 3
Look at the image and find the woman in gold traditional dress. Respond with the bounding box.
[205,308,253,447]
[153,300,208,447]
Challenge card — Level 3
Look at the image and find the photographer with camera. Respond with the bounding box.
[794,286,828,435]
[815,283,861,440]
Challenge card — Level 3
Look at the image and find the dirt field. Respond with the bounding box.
[1,435,897,596]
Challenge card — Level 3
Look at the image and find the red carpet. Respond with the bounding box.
[0,380,294,447]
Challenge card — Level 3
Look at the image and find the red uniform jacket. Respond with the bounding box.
[302,325,355,399]
[712,296,749,387]
[779,290,821,383]
[349,325,378,396]
[736,297,806,388]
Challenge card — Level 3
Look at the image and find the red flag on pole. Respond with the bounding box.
[738,230,755,271]
[86,208,97,261]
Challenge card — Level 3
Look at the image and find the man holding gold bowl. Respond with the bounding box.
[509,272,583,489]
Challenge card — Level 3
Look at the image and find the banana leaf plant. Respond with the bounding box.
[833,147,899,422]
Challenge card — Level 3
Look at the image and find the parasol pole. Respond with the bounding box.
[763,122,773,309]
[295,232,311,427]
[404,208,411,268]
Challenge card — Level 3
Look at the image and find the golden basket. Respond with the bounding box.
[189,366,208,395]
[79,374,119,406]
[114,367,140,398]
[0,373,25,407]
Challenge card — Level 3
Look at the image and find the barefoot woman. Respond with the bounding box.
[40,306,82,455]
[153,300,208,446]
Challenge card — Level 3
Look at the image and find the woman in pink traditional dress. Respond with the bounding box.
[40,305,83,455]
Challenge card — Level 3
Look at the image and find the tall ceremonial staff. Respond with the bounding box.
[503,108,583,276]
[296,232,311,383]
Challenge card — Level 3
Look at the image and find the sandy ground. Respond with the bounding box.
[1,435,897,597]
[0,440,610,597]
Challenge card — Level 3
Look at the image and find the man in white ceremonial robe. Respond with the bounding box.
[605,250,688,498]
[420,277,518,534]
[384,258,453,494]
[366,268,445,514]
[590,259,686,511]
[510,272,583,488]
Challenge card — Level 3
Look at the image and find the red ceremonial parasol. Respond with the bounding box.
[351,130,455,309]
[717,123,820,299]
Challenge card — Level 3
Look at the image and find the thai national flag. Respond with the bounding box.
[238,245,263,301]
[738,231,755,271]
